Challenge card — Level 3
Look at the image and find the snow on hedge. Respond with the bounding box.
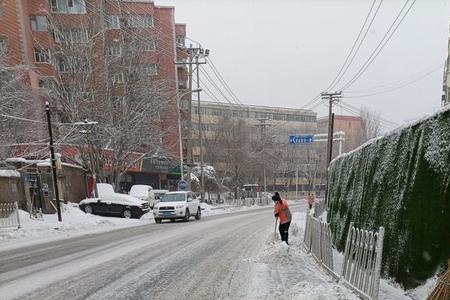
[328,108,450,289]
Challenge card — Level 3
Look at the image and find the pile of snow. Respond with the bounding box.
[245,211,359,300]
[201,202,271,216]
[0,169,20,178]
[0,203,153,249]
[299,210,436,299]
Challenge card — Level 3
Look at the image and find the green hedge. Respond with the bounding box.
[328,108,450,289]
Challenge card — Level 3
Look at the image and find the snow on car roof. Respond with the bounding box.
[166,191,190,194]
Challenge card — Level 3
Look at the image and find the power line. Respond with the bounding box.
[327,0,383,91]
[338,0,418,91]
[302,0,383,110]
[337,100,398,129]
[345,64,443,97]
[205,57,242,105]
[199,67,237,105]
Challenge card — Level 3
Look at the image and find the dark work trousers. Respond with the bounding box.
[279,221,291,244]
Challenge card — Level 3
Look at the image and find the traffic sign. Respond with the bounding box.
[289,134,314,145]
[178,180,188,191]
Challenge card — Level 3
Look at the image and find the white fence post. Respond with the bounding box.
[340,223,385,300]
[371,227,384,300]
[303,211,336,278]
[14,201,21,229]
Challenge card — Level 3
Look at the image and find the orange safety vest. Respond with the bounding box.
[274,199,292,224]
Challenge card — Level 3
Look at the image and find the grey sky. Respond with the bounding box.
[158,0,449,128]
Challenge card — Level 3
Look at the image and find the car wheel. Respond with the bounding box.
[195,207,201,220]
[183,209,190,222]
[84,205,93,214]
[155,218,162,224]
[123,209,132,219]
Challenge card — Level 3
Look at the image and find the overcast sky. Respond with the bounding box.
[158,0,449,129]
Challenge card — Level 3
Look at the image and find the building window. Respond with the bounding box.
[176,36,185,48]
[56,57,67,73]
[178,80,187,89]
[107,44,122,56]
[142,63,157,76]
[0,1,3,18]
[54,29,89,43]
[127,15,153,28]
[30,16,48,32]
[144,40,155,51]
[50,0,86,14]
[0,37,7,54]
[112,72,124,84]
[105,15,120,29]
[34,47,51,63]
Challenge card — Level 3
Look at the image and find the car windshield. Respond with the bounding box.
[160,193,185,202]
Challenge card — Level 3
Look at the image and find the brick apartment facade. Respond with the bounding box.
[0,0,189,192]
[317,114,364,158]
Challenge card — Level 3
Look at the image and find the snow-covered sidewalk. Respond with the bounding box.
[243,211,433,300]
[0,203,155,250]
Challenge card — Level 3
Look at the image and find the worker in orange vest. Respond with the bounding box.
[273,192,292,244]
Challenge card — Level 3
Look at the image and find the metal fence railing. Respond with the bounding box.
[341,222,385,300]
[304,213,385,299]
[304,211,336,278]
[0,202,21,229]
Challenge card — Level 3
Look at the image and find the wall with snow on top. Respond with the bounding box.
[328,108,450,289]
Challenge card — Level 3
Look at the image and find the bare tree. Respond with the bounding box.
[35,10,176,190]
[0,54,46,161]
[360,107,382,142]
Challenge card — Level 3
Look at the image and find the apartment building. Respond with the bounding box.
[317,115,364,157]
[0,0,189,191]
[191,101,320,193]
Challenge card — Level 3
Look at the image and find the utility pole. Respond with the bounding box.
[321,91,342,205]
[195,54,205,203]
[176,93,184,180]
[45,102,62,222]
[186,50,193,188]
[176,45,209,200]
[322,92,342,165]
[295,166,298,201]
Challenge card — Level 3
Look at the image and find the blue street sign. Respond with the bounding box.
[178,180,188,191]
[289,134,314,145]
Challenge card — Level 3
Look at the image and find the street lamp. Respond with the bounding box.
[177,89,201,181]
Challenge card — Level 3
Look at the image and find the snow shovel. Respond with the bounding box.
[273,217,278,241]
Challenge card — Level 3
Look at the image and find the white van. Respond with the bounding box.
[129,185,155,208]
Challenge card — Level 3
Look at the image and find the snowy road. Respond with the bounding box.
[0,205,306,300]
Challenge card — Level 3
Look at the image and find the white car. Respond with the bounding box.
[153,191,201,223]
[80,183,150,219]
[129,185,155,208]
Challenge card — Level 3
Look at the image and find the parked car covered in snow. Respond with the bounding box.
[79,183,149,219]
[129,184,155,208]
[153,191,201,223]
